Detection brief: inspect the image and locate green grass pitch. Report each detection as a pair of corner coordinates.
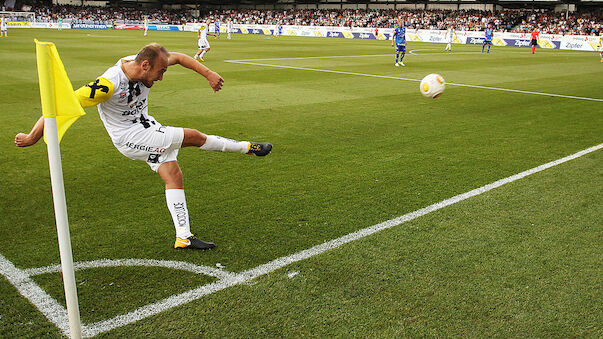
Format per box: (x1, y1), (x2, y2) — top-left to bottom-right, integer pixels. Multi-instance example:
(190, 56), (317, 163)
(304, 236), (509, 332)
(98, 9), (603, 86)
(0, 29), (601, 337)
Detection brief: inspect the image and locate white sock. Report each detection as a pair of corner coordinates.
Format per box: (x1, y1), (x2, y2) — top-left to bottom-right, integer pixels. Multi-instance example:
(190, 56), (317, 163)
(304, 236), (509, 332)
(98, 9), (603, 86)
(193, 53), (200, 59)
(200, 50), (207, 57)
(200, 135), (249, 153)
(165, 189), (192, 239)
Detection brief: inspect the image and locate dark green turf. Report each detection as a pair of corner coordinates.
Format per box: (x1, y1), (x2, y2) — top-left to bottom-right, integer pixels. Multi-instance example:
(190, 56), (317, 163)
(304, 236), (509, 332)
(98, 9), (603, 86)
(0, 29), (601, 338)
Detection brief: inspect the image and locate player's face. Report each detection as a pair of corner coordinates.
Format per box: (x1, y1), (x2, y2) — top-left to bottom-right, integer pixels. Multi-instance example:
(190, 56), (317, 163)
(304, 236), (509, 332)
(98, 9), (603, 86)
(142, 55), (168, 87)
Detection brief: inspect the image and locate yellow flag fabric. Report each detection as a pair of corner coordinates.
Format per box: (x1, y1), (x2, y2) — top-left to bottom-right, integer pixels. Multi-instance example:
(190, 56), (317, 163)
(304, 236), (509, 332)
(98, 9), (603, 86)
(35, 39), (86, 143)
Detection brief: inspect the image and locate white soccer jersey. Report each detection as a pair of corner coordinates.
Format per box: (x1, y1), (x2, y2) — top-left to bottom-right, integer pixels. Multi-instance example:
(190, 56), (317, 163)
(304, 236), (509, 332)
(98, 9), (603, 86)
(198, 24), (208, 40)
(446, 29), (454, 42)
(227, 21), (232, 32)
(96, 56), (160, 144)
(1, 18), (7, 30)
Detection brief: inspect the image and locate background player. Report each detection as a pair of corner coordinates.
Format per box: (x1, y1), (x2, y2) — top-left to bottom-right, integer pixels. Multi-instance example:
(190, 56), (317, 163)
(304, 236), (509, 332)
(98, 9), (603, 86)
(599, 34), (603, 62)
(227, 19), (233, 39)
(391, 19), (406, 67)
(273, 23), (282, 38)
(214, 20), (220, 38)
(15, 43), (272, 250)
(445, 26), (455, 51)
(194, 20), (215, 62)
(530, 29), (539, 54)
(143, 16), (149, 37)
(482, 23), (494, 53)
(0, 17), (7, 37)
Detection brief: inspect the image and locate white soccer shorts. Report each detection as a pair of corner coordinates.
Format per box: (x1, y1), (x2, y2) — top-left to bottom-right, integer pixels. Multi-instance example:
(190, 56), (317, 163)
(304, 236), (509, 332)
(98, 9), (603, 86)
(198, 38), (210, 49)
(114, 126), (184, 172)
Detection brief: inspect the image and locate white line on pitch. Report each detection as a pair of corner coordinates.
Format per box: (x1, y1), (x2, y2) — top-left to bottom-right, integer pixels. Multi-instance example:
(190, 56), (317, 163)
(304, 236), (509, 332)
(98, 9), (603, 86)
(225, 60), (603, 102)
(0, 253), (71, 337)
(227, 54), (391, 62)
(83, 143), (602, 338)
(24, 258), (236, 280)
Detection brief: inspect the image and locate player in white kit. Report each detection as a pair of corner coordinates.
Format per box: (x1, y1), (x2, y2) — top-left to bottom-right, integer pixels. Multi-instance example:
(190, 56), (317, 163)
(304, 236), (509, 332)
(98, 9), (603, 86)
(143, 17), (149, 37)
(15, 43), (272, 250)
(227, 19), (233, 40)
(193, 20), (215, 62)
(1, 17), (7, 37)
(445, 26), (455, 51)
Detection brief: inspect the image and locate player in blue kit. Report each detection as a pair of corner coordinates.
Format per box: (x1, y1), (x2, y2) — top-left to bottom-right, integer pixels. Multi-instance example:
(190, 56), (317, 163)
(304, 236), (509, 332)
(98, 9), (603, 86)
(482, 23), (494, 53)
(214, 20), (220, 38)
(391, 19), (406, 67)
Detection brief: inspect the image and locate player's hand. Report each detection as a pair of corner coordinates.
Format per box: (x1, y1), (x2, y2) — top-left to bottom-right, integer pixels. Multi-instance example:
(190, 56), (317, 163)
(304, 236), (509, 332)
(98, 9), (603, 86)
(15, 133), (35, 147)
(207, 71), (224, 92)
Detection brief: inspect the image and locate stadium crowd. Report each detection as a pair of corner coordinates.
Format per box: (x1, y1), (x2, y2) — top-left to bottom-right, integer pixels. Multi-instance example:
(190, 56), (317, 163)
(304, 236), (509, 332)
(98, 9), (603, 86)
(513, 11), (601, 35)
(27, 2), (194, 24)
(13, 1), (603, 35)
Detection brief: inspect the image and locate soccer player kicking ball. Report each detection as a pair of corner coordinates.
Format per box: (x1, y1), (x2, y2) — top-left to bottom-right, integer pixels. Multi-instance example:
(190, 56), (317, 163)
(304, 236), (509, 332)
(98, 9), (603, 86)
(530, 29), (539, 54)
(482, 23), (494, 53)
(392, 19), (406, 67)
(15, 43), (273, 250)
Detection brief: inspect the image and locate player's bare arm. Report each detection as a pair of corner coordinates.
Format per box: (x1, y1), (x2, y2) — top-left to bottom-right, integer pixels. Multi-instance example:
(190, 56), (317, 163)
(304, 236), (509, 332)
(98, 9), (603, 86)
(15, 116), (44, 147)
(168, 52), (224, 92)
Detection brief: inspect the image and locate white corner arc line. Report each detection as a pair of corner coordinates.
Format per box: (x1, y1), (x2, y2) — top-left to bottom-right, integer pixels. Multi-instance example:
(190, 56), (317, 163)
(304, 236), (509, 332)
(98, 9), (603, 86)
(224, 60), (603, 102)
(82, 143), (602, 337)
(24, 259), (235, 280)
(0, 253), (71, 337)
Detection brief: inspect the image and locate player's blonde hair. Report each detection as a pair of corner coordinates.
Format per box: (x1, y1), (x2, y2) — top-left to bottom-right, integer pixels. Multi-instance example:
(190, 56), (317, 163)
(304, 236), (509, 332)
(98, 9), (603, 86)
(136, 43), (169, 69)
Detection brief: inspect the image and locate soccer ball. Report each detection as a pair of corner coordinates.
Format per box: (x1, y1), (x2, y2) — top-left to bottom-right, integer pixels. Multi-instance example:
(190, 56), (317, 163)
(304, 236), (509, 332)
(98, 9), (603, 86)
(419, 74), (445, 98)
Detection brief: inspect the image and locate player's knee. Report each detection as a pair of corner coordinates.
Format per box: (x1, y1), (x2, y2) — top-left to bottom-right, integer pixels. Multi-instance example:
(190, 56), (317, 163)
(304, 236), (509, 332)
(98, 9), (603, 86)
(183, 128), (207, 147)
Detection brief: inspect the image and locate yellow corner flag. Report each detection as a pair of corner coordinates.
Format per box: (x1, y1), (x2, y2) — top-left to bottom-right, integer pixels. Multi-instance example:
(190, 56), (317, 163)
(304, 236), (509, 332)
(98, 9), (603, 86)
(35, 39), (85, 143)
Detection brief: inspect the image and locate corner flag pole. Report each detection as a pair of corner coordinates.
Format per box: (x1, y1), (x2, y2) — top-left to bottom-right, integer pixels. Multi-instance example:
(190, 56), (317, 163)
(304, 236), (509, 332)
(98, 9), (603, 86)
(36, 40), (82, 339)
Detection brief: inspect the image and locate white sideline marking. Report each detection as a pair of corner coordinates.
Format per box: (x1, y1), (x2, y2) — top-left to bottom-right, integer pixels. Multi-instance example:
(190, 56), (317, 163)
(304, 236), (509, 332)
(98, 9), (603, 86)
(227, 54), (391, 62)
(225, 60), (603, 102)
(24, 259), (235, 280)
(82, 143), (602, 337)
(0, 253), (71, 336)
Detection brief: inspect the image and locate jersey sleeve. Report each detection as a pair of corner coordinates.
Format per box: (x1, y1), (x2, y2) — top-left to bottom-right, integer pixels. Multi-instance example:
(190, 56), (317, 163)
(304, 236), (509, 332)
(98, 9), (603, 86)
(74, 77), (114, 108)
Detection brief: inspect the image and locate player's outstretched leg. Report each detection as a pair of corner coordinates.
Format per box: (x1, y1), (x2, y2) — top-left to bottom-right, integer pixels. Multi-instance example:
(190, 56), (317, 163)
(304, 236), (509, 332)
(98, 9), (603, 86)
(184, 130), (273, 156)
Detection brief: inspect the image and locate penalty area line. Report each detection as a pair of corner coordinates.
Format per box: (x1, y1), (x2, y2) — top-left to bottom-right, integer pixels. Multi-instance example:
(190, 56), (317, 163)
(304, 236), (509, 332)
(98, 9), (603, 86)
(224, 59), (603, 102)
(83, 143), (602, 337)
